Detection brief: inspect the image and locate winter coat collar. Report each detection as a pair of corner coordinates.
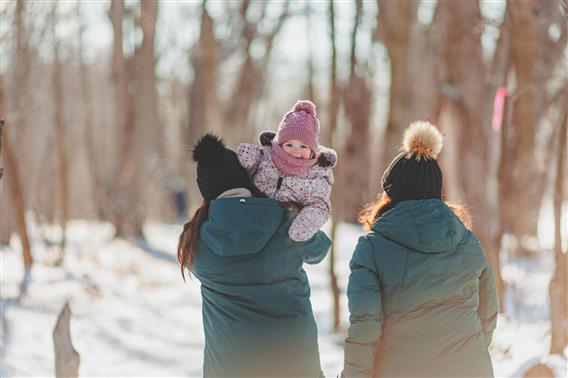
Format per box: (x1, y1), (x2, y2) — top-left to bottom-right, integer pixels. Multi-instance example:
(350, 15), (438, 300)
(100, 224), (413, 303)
(372, 199), (468, 253)
(217, 188), (252, 199)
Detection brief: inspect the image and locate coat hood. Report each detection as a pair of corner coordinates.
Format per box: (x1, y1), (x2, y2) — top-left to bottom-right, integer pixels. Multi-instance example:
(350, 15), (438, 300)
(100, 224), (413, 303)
(200, 197), (285, 257)
(372, 199), (467, 253)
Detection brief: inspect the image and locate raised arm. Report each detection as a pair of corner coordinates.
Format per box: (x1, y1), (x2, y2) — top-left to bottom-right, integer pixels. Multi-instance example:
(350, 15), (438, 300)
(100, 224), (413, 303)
(288, 173), (332, 242)
(236, 143), (263, 176)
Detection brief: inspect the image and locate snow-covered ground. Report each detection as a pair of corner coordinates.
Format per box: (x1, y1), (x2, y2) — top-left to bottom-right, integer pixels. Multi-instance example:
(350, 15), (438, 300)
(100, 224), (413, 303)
(0, 219), (566, 377)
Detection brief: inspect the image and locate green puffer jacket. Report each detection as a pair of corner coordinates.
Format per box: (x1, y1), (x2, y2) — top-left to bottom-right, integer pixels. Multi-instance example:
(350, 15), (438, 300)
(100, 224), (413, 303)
(342, 199), (498, 378)
(191, 197), (330, 377)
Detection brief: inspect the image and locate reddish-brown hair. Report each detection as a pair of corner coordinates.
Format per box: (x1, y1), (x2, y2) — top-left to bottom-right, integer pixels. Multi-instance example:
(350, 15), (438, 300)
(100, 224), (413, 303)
(358, 192), (472, 232)
(177, 201), (209, 280)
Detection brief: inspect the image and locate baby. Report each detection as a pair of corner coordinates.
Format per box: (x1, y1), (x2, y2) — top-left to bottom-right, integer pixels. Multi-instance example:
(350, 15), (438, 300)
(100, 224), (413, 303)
(237, 100), (336, 241)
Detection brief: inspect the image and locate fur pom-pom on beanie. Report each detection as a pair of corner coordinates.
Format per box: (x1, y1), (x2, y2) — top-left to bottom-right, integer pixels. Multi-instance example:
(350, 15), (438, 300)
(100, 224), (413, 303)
(382, 121), (444, 204)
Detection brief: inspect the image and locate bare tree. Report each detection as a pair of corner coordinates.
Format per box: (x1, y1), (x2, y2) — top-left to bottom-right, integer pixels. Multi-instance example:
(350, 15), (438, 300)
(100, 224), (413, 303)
(185, 0), (290, 210)
(506, 0), (567, 249)
(108, 0), (137, 238)
(342, 0), (373, 221)
(51, 2), (69, 264)
(378, 0), (419, 172)
(186, 0), (221, 211)
(223, 1), (290, 146)
(77, 3), (104, 220)
(431, 0), (505, 306)
(2, 0), (33, 286)
(549, 106), (567, 354)
(130, 0), (161, 237)
(326, 0), (341, 333)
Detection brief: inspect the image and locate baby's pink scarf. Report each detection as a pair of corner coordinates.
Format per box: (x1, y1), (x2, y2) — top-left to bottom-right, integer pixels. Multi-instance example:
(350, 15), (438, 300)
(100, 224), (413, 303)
(271, 142), (318, 176)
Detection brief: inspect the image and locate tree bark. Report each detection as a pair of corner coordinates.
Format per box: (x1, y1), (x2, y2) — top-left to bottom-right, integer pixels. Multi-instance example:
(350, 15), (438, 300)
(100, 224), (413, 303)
(343, 0), (372, 221)
(549, 109), (567, 354)
(78, 3), (104, 220)
(507, 1), (541, 245)
(2, 128), (33, 269)
(53, 302), (80, 378)
(51, 3), (68, 263)
(2, 0), (33, 269)
(326, 0), (341, 333)
(129, 0), (160, 237)
(431, 0), (505, 307)
(109, 0), (136, 237)
(378, 0), (419, 173)
(187, 1), (220, 211)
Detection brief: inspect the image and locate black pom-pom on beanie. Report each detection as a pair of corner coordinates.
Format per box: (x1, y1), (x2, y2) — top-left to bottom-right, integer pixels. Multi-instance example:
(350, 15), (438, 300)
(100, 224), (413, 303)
(192, 134), (254, 202)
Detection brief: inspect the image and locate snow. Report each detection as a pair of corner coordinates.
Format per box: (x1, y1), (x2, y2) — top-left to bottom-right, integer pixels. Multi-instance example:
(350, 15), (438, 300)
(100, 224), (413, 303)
(1, 219), (566, 377)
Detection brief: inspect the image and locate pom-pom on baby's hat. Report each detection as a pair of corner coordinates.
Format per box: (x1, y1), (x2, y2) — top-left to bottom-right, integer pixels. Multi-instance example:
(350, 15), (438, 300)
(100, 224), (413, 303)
(273, 100), (321, 153)
(192, 134), (253, 202)
(382, 121), (444, 204)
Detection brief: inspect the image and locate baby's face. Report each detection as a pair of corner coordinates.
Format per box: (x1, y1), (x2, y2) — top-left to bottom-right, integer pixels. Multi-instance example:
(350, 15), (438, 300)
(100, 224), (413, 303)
(282, 139), (312, 159)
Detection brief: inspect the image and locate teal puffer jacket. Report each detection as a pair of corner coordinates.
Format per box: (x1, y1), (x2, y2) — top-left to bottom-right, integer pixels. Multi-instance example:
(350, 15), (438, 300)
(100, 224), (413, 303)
(342, 199), (498, 377)
(191, 197), (330, 377)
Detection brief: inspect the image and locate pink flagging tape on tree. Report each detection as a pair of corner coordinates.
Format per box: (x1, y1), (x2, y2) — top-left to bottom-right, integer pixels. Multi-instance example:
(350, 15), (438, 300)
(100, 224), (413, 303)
(492, 87), (510, 131)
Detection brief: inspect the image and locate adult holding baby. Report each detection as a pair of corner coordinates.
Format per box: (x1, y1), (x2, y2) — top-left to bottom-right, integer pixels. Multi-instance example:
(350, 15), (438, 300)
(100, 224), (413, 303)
(178, 134), (329, 377)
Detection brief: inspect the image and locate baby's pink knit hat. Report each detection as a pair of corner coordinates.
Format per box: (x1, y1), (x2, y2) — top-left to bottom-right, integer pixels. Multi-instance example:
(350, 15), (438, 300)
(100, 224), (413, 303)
(274, 100), (320, 153)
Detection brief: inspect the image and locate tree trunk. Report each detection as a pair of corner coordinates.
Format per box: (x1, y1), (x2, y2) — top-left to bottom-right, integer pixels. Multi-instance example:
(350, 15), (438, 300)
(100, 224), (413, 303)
(2, 0), (33, 270)
(78, 3), (104, 220)
(431, 1), (505, 307)
(343, 0), (372, 221)
(378, 0), (418, 173)
(507, 1), (542, 247)
(51, 3), (68, 264)
(326, 0), (341, 333)
(3, 128), (33, 269)
(109, 0), (136, 237)
(53, 302), (80, 378)
(129, 0), (160, 237)
(549, 111), (567, 354)
(187, 1), (220, 211)
(0, 119), (3, 180)
(224, 1), (289, 146)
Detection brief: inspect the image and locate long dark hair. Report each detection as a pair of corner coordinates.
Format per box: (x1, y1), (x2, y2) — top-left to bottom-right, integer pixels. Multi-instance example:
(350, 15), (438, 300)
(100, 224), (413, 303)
(177, 201), (209, 281)
(358, 192), (472, 232)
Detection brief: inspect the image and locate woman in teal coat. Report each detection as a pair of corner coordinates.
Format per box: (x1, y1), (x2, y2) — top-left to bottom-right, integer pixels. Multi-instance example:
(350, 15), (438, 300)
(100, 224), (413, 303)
(342, 122), (498, 378)
(178, 134), (329, 377)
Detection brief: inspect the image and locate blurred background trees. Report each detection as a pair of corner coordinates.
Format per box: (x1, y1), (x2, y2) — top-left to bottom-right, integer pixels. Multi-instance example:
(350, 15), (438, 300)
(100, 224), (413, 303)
(0, 0), (566, 350)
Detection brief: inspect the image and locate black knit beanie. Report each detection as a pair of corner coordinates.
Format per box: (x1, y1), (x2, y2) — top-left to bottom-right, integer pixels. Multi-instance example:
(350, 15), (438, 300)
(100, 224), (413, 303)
(382, 121), (444, 204)
(192, 134), (254, 202)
